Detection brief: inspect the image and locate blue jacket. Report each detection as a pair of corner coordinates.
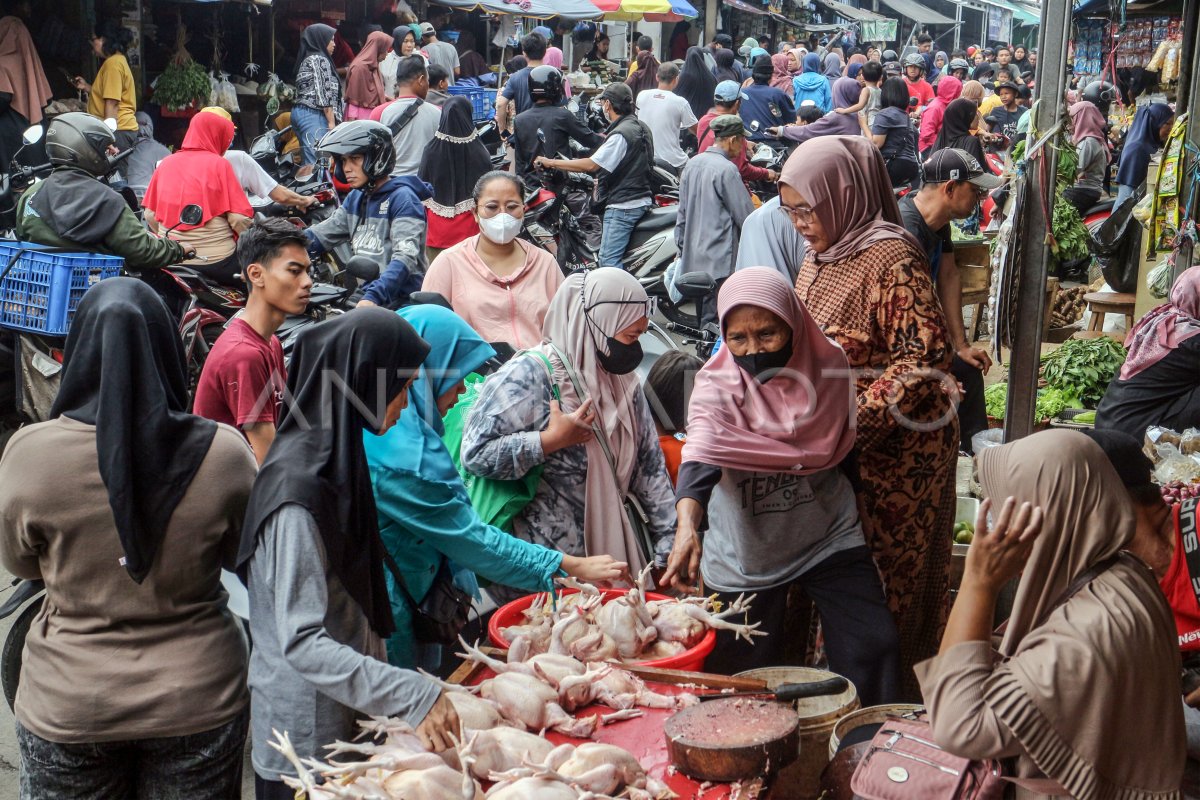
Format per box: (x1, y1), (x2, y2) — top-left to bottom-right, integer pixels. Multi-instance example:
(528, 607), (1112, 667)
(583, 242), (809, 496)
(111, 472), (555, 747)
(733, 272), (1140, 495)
(306, 176), (433, 307)
(792, 73), (832, 115)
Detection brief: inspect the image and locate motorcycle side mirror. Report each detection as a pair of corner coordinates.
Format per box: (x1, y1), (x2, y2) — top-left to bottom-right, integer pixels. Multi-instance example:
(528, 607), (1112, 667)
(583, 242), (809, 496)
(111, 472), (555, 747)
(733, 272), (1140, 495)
(748, 120), (761, 132)
(346, 255), (381, 282)
(179, 204), (204, 227)
(21, 125), (42, 146)
(567, 99), (579, 114)
(103, 117), (118, 131)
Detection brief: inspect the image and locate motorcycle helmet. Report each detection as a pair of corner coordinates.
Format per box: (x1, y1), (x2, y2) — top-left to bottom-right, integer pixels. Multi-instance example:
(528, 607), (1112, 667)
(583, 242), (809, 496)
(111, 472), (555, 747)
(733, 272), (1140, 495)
(1082, 80), (1117, 116)
(529, 65), (564, 105)
(45, 112), (116, 178)
(903, 52), (926, 72)
(881, 49), (898, 63)
(948, 58), (971, 75)
(316, 120), (397, 185)
(883, 61), (902, 77)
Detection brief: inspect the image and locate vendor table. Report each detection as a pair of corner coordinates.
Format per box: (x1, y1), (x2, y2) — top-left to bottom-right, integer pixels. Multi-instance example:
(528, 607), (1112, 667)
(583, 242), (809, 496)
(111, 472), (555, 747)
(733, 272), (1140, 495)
(447, 654), (781, 799)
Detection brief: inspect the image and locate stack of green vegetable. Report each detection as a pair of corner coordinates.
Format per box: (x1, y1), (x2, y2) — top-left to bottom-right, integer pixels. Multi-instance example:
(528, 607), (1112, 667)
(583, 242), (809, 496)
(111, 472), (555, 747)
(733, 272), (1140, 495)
(983, 382), (1078, 422)
(983, 337), (1127, 423)
(1012, 133), (1089, 266)
(153, 24), (210, 113)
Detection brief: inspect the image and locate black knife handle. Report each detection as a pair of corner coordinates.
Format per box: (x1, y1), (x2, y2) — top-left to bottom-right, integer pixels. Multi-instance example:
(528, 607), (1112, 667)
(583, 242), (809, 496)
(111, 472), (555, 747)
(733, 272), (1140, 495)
(772, 677), (849, 702)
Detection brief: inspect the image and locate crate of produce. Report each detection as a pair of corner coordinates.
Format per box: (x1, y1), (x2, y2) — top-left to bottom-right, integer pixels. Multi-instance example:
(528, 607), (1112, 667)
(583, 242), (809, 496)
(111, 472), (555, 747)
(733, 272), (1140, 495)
(0, 242), (123, 335)
(446, 84), (494, 122)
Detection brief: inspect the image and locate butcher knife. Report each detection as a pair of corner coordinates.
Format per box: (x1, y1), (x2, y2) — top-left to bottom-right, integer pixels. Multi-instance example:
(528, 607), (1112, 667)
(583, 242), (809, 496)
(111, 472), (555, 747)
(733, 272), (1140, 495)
(697, 676), (849, 702)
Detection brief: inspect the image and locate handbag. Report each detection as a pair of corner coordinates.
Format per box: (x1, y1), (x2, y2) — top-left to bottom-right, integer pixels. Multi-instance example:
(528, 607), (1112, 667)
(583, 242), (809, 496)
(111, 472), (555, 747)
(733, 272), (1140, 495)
(548, 344), (656, 566)
(440, 352), (560, 533)
(383, 551), (473, 647)
(850, 555), (1123, 799)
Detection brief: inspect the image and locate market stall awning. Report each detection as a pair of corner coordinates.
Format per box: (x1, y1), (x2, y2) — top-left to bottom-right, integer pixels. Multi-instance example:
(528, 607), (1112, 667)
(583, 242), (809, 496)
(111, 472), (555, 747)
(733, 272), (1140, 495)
(595, 0), (698, 19)
(723, 0), (770, 14)
(432, 0), (603, 19)
(875, 0), (953, 23)
(813, 0), (887, 22)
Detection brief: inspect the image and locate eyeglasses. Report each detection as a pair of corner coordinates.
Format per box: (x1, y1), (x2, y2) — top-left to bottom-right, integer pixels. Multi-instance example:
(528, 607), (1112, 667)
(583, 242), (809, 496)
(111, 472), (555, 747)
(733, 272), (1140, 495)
(778, 202), (817, 225)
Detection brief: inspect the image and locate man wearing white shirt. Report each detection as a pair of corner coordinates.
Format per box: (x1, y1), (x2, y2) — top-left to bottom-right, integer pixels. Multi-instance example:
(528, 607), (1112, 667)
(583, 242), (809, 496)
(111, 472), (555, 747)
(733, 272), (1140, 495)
(635, 63), (697, 175)
(224, 149), (317, 210)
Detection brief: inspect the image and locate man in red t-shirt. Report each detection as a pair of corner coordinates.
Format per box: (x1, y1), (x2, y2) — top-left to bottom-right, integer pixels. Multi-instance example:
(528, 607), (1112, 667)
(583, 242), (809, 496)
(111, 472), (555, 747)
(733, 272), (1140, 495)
(902, 54), (934, 111)
(193, 218), (313, 464)
(1089, 430), (1200, 758)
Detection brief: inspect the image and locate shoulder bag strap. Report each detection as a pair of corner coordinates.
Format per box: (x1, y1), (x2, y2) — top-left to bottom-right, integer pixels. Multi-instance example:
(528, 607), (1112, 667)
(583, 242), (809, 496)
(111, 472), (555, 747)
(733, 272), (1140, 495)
(546, 343), (629, 500)
(1176, 498), (1200, 608)
(387, 97), (425, 138)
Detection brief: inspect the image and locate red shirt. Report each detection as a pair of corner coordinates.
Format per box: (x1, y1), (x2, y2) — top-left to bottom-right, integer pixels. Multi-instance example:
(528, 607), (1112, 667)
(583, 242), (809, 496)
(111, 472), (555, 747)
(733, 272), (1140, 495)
(696, 111), (771, 188)
(193, 318), (287, 432)
(906, 78), (935, 109)
(1161, 502), (1200, 652)
(658, 433), (685, 487)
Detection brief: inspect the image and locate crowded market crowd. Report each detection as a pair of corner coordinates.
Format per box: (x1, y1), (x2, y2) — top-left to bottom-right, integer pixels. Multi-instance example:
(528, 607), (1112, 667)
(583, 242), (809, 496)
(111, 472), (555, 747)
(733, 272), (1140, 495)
(0, 5), (1197, 798)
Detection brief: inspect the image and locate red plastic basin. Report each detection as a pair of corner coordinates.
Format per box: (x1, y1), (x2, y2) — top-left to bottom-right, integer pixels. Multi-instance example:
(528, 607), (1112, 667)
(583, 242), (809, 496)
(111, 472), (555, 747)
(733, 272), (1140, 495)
(487, 587), (717, 672)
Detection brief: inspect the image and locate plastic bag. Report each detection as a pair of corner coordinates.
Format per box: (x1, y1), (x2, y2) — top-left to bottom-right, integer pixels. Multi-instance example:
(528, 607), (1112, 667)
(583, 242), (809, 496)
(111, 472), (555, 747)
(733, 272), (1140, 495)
(1145, 425), (1183, 461)
(215, 72), (240, 113)
(1133, 192), (1154, 223)
(1153, 444), (1200, 484)
(1148, 256), (1173, 298)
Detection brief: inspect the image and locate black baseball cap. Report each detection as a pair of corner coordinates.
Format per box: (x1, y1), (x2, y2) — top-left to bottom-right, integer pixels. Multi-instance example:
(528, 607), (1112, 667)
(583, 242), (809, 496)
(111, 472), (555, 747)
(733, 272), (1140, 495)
(922, 148), (1006, 189)
(599, 82), (633, 105)
(714, 33), (733, 48)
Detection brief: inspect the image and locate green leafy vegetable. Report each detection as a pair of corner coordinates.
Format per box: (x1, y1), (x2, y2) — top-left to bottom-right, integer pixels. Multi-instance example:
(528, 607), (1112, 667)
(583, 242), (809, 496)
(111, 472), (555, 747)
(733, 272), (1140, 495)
(982, 382), (1082, 421)
(985, 382), (1008, 419)
(1040, 337), (1127, 407)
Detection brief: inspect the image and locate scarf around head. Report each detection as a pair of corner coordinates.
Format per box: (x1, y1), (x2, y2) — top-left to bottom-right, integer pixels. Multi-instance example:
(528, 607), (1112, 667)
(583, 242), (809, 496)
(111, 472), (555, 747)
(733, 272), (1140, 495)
(296, 23), (337, 79)
(933, 98), (986, 164)
(142, 111), (251, 231)
(822, 51), (844, 80)
(626, 50), (660, 94)
(973, 430), (1184, 797)
(238, 309), (431, 638)
(1120, 265), (1200, 380)
(779, 135), (919, 264)
(1069, 100), (1110, 152)
(392, 25), (415, 56)
(0, 16), (52, 125)
(960, 79), (985, 105)
(920, 76), (963, 149)
(770, 53), (794, 97)
(50, 278), (217, 584)
(683, 268), (855, 475)
(713, 48), (741, 83)
(346, 30), (393, 108)
(418, 96), (493, 214)
(676, 46), (719, 119)
(1116, 102), (1173, 188)
(536, 269), (650, 574)
(364, 305), (494, 484)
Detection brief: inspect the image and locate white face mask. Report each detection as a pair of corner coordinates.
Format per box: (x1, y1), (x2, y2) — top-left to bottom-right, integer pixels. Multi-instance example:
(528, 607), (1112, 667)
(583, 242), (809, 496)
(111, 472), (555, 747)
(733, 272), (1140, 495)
(478, 212), (522, 245)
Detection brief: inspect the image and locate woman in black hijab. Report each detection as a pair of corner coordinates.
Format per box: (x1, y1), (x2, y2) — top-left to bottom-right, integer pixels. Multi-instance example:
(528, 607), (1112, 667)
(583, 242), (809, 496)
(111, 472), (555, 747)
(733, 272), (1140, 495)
(292, 23), (342, 172)
(675, 45), (719, 119)
(0, 278), (256, 795)
(238, 309), (459, 800)
(419, 96), (495, 254)
(931, 97), (987, 164)
(713, 48), (742, 84)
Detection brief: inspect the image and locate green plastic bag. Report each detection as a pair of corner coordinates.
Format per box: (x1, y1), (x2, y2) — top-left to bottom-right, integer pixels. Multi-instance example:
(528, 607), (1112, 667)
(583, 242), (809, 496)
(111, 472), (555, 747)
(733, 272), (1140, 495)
(441, 368), (545, 534)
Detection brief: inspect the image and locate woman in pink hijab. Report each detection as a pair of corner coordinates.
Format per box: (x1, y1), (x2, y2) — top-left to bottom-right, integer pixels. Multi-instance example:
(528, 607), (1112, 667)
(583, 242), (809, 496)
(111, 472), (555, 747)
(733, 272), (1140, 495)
(661, 267), (901, 699)
(1095, 266), (1200, 437)
(1062, 100), (1110, 214)
(769, 53), (794, 98)
(781, 136), (956, 697)
(544, 46), (572, 98)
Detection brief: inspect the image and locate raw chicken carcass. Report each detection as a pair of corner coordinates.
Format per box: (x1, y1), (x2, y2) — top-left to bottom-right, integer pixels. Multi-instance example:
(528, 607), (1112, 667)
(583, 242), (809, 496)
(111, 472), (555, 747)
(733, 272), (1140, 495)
(484, 776), (586, 800)
(479, 671), (599, 738)
(443, 689), (514, 732)
(594, 588), (657, 659)
(380, 762), (483, 800)
(648, 593), (766, 647)
(551, 742), (677, 800)
(447, 728), (557, 779)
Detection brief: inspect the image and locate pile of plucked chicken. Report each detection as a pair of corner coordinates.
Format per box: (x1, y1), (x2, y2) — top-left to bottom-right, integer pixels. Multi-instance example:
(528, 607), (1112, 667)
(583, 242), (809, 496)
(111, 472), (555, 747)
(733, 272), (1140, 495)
(270, 569), (764, 799)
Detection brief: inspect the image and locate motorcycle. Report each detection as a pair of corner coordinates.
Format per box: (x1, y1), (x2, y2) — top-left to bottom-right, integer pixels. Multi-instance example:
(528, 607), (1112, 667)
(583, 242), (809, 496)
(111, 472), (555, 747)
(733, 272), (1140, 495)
(665, 271), (720, 358)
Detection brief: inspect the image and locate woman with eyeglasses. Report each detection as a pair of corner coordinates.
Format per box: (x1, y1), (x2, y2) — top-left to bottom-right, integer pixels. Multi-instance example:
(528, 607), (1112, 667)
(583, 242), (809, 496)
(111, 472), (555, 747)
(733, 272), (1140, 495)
(780, 136), (957, 699)
(460, 268), (678, 606)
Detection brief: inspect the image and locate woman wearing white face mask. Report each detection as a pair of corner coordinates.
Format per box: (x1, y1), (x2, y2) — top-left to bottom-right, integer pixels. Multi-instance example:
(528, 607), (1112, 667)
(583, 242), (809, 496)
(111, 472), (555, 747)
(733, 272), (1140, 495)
(422, 171), (564, 350)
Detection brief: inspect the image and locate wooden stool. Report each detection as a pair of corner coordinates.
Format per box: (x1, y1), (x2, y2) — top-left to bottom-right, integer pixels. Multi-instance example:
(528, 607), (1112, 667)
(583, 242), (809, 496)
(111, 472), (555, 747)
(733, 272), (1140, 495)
(1083, 291), (1136, 333)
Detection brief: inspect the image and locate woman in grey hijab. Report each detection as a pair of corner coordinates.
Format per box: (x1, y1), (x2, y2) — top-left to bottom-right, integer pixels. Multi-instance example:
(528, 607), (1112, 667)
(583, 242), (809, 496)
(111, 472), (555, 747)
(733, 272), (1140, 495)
(123, 112), (171, 202)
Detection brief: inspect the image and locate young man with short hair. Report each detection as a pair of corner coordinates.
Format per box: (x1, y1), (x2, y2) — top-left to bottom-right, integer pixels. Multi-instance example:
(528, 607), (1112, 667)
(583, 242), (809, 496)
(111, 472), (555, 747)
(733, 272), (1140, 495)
(495, 33), (550, 133)
(426, 65), (452, 107)
(635, 61), (697, 174)
(419, 21), (459, 85)
(193, 218), (313, 463)
(916, 33), (934, 54)
(372, 55), (442, 176)
(898, 148), (1004, 452)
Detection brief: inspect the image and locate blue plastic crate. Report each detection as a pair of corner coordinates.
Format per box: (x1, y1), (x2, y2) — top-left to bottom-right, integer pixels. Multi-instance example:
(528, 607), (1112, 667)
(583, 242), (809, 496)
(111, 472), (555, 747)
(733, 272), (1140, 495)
(0, 242), (123, 335)
(446, 85), (494, 122)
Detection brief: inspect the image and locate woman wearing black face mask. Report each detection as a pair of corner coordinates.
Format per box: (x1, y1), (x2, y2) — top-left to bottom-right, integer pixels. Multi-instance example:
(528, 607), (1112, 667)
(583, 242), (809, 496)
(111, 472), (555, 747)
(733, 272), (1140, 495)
(660, 268), (901, 696)
(461, 268), (679, 603)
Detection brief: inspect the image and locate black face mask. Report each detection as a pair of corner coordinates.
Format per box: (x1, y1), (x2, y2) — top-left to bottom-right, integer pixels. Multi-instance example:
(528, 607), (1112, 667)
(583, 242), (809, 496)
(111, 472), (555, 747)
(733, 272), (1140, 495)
(733, 338), (793, 383)
(597, 337), (643, 375)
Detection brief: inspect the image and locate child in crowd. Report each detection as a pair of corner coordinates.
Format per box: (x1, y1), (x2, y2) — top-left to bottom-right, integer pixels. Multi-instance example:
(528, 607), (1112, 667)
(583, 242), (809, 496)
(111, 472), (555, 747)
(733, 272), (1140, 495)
(834, 61), (883, 127)
(643, 351), (705, 485)
(795, 103), (824, 126)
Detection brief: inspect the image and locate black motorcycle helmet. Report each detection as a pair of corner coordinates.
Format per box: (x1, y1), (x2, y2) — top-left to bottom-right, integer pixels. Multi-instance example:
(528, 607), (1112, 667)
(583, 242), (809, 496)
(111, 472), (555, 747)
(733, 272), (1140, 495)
(529, 65), (564, 105)
(881, 49), (898, 63)
(316, 120), (397, 185)
(1082, 80), (1117, 116)
(45, 112), (117, 178)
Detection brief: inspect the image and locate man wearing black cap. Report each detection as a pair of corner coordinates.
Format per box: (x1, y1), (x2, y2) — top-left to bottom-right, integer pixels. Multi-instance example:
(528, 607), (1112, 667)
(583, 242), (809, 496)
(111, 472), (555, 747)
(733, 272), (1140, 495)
(536, 82), (654, 270)
(1087, 428), (1200, 759)
(675, 114), (755, 326)
(899, 148), (1004, 452)
(740, 57), (791, 141)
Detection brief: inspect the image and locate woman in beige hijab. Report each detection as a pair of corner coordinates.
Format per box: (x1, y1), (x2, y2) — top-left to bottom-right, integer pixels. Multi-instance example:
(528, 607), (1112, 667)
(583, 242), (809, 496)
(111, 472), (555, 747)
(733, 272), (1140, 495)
(917, 429), (1185, 799)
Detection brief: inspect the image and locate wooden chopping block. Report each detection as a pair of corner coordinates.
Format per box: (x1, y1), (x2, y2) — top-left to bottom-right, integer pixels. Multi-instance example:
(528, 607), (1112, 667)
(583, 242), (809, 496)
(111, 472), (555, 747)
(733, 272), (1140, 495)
(664, 697), (800, 783)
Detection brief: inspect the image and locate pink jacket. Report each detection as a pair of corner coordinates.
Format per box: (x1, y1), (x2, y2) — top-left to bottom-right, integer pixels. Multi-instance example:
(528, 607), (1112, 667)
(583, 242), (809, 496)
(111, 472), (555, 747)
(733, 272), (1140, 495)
(422, 235), (564, 350)
(919, 76), (963, 153)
